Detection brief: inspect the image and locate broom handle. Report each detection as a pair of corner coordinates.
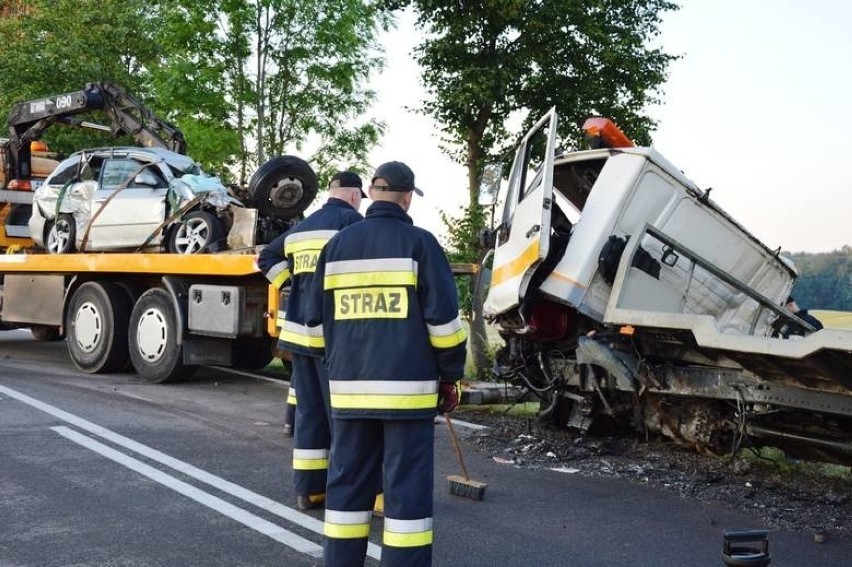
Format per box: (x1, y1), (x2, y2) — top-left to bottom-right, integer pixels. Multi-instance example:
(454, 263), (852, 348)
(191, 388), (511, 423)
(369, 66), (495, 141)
(444, 414), (470, 481)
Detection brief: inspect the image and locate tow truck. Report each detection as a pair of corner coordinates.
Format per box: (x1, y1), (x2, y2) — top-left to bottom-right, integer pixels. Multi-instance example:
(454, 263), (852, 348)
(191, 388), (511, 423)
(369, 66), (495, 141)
(479, 109), (852, 464)
(0, 83), (310, 380)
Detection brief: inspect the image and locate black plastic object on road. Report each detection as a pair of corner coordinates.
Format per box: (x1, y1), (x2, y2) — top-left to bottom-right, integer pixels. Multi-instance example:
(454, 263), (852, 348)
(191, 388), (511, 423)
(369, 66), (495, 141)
(721, 529), (770, 566)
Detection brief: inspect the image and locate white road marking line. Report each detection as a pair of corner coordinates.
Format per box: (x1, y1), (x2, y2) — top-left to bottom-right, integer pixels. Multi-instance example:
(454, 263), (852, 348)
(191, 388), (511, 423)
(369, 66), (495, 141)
(210, 366), (290, 388)
(435, 414), (489, 431)
(0, 384), (382, 560)
(51, 425), (323, 557)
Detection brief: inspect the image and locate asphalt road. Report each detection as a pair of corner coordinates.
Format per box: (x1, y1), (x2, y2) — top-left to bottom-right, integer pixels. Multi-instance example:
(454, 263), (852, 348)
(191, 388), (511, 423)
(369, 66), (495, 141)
(1, 329), (849, 566)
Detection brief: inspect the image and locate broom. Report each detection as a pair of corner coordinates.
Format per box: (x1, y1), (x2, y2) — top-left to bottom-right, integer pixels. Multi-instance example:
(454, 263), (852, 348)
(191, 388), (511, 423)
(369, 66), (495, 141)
(444, 413), (488, 500)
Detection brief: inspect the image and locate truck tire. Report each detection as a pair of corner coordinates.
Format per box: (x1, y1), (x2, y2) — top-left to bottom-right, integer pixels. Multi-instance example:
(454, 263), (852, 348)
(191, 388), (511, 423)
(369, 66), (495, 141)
(232, 336), (276, 370)
(166, 210), (226, 254)
(65, 282), (131, 373)
(128, 288), (197, 383)
(45, 213), (77, 254)
(248, 155), (318, 220)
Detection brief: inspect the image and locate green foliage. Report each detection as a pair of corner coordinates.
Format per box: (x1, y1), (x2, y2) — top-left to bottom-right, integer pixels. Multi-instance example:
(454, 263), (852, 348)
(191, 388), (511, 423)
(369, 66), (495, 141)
(0, 0), (389, 182)
(439, 202), (486, 317)
(404, 0), (679, 206)
(787, 245), (852, 310)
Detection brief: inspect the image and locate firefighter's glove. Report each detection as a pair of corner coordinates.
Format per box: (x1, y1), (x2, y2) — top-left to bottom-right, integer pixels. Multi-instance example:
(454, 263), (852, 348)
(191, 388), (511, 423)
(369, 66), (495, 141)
(437, 381), (460, 414)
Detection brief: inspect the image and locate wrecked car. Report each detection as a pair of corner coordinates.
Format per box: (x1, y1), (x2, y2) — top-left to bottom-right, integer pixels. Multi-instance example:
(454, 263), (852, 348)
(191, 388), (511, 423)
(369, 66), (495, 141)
(479, 109), (852, 464)
(29, 146), (241, 254)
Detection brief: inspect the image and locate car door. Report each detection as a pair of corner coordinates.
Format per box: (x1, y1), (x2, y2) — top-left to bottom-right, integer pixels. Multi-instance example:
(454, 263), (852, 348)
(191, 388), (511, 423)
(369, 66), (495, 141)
(483, 108), (558, 318)
(87, 158), (168, 250)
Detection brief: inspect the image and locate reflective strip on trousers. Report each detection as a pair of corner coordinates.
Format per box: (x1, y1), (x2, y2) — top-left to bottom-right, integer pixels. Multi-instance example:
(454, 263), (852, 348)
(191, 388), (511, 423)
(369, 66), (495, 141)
(383, 517), (434, 548)
(293, 448), (329, 471)
(324, 257), (418, 290)
(279, 320), (325, 349)
(329, 380), (438, 410)
(427, 317), (467, 349)
(287, 386), (297, 405)
(324, 509), (372, 539)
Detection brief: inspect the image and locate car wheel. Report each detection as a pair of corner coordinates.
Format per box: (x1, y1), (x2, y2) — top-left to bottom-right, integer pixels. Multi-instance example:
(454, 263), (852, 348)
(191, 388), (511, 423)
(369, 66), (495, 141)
(248, 155), (318, 220)
(45, 213), (76, 254)
(166, 210), (226, 254)
(65, 282), (132, 374)
(128, 288), (197, 383)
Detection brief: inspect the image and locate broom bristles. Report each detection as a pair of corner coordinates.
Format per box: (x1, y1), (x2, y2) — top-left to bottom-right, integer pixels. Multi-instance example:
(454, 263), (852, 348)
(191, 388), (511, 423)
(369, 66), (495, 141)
(448, 474), (487, 501)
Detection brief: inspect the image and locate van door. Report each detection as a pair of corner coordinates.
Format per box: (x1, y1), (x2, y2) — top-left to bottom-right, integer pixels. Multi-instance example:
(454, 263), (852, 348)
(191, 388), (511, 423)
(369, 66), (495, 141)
(483, 109), (558, 318)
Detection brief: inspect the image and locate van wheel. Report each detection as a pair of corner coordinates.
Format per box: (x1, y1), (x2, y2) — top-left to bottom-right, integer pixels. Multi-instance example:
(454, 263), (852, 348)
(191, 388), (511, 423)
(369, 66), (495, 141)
(45, 213), (77, 254)
(128, 288), (197, 383)
(66, 282), (131, 373)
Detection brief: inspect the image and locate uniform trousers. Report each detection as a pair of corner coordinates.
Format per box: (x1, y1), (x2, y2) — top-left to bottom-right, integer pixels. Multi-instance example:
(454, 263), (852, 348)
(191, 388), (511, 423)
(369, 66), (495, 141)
(324, 417), (434, 567)
(291, 354), (332, 497)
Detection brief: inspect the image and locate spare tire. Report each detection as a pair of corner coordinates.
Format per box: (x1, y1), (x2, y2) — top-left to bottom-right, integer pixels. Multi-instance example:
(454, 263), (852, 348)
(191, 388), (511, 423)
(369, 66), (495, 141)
(248, 155), (318, 220)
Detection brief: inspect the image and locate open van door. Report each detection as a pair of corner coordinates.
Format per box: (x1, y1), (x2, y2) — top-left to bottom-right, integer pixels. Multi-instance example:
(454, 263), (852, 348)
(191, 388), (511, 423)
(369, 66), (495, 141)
(483, 108), (558, 318)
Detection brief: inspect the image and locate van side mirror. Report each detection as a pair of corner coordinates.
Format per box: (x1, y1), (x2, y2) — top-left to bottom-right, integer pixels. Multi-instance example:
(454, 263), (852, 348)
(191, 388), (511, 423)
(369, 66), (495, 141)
(478, 162), (502, 207)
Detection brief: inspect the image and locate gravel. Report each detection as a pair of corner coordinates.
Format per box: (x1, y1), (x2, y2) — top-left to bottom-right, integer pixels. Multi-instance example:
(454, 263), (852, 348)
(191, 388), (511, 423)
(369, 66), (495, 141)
(453, 407), (851, 540)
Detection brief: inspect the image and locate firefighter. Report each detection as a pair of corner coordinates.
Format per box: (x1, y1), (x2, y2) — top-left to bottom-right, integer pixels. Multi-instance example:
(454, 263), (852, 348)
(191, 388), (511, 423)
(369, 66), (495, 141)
(258, 170), (365, 510)
(306, 161), (466, 566)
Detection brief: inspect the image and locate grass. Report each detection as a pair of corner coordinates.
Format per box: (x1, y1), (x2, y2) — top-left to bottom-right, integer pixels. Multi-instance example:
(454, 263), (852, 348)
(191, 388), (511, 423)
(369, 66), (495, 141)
(461, 402), (541, 417)
(739, 446), (852, 481)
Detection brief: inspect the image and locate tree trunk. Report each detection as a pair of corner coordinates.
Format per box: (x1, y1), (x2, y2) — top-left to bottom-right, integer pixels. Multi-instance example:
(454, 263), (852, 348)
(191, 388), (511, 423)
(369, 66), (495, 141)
(465, 120), (492, 378)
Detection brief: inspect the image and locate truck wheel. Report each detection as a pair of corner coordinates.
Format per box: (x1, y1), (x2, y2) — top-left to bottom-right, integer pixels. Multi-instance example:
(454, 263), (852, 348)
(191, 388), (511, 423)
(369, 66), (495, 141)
(45, 213), (77, 254)
(31, 325), (64, 342)
(128, 288), (197, 383)
(248, 156), (318, 220)
(166, 211), (226, 254)
(65, 282), (131, 373)
(232, 337), (275, 369)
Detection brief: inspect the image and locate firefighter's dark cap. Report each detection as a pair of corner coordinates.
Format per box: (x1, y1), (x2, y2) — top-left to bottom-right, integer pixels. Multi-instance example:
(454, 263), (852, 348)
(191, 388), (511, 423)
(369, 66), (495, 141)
(372, 161), (423, 196)
(330, 171), (366, 197)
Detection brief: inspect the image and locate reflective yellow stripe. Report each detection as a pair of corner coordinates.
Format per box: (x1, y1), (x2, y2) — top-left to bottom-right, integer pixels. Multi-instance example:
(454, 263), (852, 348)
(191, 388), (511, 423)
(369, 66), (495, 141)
(383, 517), (434, 548)
(284, 238), (331, 256)
(287, 387), (297, 405)
(329, 380), (438, 410)
(265, 260), (291, 288)
(293, 449), (329, 471)
(272, 270), (291, 289)
(330, 393), (438, 410)
(427, 317), (467, 349)
(491, 238), (540, 287)
(324, 523), (371, 539)
(293, 458), (329, 470)
(325, 270), (416, 290)
(279, 321), (325, 349)
(324, 509), (372, 539)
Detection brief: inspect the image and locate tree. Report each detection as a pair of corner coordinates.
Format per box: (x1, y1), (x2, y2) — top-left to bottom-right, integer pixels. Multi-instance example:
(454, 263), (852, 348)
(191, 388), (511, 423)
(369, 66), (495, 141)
(0, 0), (390, 183)
(395, 0), (679, 374)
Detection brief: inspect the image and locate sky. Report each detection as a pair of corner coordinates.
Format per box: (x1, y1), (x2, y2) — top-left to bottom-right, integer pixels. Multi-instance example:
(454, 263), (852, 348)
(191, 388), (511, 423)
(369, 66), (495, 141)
(365, 1), (852, 253)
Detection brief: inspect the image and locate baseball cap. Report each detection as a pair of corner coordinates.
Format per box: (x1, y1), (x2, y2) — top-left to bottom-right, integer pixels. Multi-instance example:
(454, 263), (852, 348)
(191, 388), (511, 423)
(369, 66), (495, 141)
(330, 171), (366, 197)
(371, 161), (423, 196)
